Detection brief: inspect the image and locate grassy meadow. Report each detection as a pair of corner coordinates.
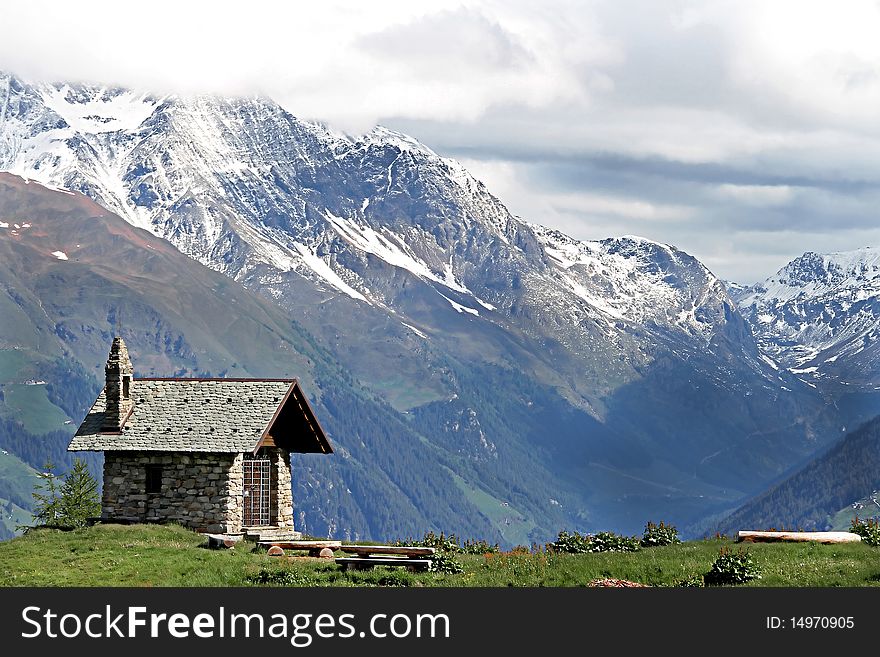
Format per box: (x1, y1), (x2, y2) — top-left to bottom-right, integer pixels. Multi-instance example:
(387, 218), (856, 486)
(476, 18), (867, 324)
(0, 523), (878, 587)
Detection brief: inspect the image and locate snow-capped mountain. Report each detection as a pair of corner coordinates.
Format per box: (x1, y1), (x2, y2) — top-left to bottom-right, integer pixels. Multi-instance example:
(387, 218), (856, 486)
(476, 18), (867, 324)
(0, 73), (758, 394)
(0, 72), (837, 538)
(737, 248), (880, 387)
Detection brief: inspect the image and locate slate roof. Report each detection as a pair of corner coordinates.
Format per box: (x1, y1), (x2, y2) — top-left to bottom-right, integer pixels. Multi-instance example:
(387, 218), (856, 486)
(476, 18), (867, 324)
(68, 378), (329, 453)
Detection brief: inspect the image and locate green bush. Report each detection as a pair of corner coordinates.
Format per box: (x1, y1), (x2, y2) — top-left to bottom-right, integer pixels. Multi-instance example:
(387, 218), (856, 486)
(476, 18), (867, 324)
(417, 531), (462, 553)
(550, 530), (641, 554)
(589, 531), (641, 553)
(396, 531), (499, 555)
(850, 517), (880, 547)
(427, 551), (464, 574)
(704, 548), (761, 585)
(675, 574), (705, 587)
(640, 521), (681, 547)
(461, 538), (500, 555)
(550, 530), (593, 553)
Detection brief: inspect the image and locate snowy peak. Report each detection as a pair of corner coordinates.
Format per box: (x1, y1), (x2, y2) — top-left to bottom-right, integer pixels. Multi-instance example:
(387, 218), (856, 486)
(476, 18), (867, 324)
(1, 71), (760, 388)
(531, 225), (732, 338)
(741, 247), (880, 307)
(360, 125), (440, 157)
(738, 246), (880, 382)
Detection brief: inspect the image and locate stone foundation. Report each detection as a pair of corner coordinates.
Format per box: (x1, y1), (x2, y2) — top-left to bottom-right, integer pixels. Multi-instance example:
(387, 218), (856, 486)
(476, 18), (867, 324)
(102, 449), (293, 533)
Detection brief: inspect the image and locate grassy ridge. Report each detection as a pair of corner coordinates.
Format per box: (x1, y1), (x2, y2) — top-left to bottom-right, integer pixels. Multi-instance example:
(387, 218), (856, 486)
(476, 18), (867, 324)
(0, 524), (877, 587)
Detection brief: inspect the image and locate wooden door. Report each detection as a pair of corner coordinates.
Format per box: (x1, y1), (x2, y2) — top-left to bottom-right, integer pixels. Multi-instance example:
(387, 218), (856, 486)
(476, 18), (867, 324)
(243, 455), (271, 526)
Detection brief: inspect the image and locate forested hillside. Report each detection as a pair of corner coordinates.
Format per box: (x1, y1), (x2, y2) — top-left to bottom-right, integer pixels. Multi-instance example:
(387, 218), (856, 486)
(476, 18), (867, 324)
(718, 416), (880, 533)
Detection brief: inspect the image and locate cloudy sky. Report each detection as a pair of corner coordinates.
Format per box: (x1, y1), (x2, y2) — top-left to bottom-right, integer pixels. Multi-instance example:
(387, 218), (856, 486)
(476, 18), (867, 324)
(4, 0), (880, 282)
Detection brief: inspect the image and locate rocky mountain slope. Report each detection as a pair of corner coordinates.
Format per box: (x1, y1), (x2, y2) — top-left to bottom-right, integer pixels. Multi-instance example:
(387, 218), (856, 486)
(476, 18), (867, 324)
(735, 248), (880, 424)
(0, 173), (537, 543)
(0, 73), (847, 539)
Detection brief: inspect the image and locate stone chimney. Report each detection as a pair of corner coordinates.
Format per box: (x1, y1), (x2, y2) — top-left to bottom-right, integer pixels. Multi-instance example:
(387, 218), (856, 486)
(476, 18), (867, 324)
(103, 337), (134, 431)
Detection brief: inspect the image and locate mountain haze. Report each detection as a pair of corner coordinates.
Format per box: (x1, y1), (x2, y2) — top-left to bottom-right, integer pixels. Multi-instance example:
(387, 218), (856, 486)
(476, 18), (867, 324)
(717, 415), (880, 534)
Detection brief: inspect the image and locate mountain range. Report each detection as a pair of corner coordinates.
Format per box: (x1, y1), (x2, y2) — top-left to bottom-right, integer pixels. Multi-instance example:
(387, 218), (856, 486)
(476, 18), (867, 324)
(1, 71), (878, 542)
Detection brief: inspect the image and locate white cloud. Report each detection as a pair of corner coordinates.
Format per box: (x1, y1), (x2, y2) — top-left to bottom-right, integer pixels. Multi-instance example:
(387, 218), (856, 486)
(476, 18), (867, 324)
(2, 1), (880, 281)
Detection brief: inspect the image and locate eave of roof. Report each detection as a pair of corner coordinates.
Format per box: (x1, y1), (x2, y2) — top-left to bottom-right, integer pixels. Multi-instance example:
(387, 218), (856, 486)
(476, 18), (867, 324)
(67, 378), (332, 454)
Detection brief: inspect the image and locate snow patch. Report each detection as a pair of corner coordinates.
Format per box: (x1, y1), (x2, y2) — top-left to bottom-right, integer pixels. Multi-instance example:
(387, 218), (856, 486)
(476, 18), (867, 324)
(401, 322), (428, 339)
(563, 274), (624, 319)
(41, 85), (159, 134)
(325, 211), (476, 298)
(291, 242), (368, 302)
(439, 293), (479, 316)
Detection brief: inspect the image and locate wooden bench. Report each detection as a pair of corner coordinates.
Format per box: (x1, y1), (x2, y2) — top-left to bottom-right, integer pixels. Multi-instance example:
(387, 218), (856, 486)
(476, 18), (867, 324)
(257, 540), (342, 556)
(335, 545), (436, 572)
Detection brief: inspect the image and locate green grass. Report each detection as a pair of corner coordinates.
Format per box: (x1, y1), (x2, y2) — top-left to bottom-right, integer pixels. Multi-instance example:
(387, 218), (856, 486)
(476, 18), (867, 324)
(829, 496), (880, 531)
(443, 467), (535, 547)
(0, 524), (878, 587)
(0, 349), (41, 381)
(0, 384), (72, 434)
(0, 451), (40, 537)
(0, 451), (39, 505)
(0, 499), (32, 540)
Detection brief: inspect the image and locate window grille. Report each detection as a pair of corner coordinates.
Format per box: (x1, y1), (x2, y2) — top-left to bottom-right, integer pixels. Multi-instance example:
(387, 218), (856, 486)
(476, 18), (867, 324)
(243, 455), (271, 526)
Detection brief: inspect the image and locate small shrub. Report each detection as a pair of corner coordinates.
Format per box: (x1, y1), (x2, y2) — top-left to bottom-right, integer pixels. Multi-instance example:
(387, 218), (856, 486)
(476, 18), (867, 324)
(704, 548), (761, 586)
(589, 531), (641, 553)
(550, 530), (640, 554)
(428, 551), (463, 574)
(675, 574), (705, 588)
(850, 517), (880, 547)
(419, 531), (462, 553)
(640, 521), (681, 547)
(461, 538), (500, 555)
(397, 531), (499, 555)
(550, 530), (593, 554)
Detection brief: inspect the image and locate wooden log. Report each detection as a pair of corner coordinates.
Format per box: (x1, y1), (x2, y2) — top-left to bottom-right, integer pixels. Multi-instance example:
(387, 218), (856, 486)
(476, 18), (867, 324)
(266, 546), (285, 557)
(205, 533), (243, 549)
(258, 540), (342, 550)
(737, 531), (862, 544)
(317, 547), (336, 559)
(340, 545), (436, 557)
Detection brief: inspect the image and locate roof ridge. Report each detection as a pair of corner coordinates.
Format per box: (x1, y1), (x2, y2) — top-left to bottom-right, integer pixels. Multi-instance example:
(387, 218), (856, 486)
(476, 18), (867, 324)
(135, 377), (298, 383)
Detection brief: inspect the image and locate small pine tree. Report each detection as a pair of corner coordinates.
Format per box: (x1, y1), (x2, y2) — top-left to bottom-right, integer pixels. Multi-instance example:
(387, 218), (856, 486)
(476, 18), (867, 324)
(57, 459), (101, 528)
(31, 460), (61, 527)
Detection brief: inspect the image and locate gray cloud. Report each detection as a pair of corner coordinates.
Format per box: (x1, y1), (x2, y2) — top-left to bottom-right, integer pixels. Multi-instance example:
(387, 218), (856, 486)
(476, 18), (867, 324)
(2, 0), (880, 282)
